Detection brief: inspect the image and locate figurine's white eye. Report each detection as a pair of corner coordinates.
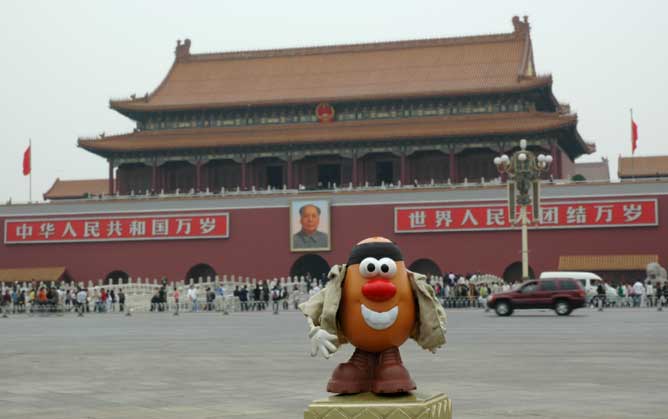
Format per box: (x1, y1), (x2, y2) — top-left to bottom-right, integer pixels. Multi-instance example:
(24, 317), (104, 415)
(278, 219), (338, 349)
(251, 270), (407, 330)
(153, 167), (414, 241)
(359, 257), (380, 278)
(378, 258), (397, 278)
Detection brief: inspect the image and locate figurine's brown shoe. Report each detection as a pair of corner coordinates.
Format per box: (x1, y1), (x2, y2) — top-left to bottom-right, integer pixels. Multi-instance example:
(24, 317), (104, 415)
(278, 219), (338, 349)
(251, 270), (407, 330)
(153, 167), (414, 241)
(327, 348), (377, 394)
(372, 346), (416, 394)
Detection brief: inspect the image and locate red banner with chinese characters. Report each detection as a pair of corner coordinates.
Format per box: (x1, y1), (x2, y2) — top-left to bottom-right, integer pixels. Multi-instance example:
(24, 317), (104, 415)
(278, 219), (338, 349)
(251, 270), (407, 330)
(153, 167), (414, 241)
(4, 212), (229, 244)
(395, 199), (658, 233)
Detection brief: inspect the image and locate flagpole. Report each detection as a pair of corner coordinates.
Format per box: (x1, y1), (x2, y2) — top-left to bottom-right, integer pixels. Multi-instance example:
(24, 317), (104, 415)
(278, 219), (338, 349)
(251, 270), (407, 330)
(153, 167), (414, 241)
(29, 138), (32, 202)
(630, 109), (634, 181)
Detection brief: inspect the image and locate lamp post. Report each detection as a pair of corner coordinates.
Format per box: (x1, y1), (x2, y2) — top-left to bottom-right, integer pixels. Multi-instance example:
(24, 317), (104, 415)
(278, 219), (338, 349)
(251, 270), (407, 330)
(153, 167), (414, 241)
(494, 139), (553, 280)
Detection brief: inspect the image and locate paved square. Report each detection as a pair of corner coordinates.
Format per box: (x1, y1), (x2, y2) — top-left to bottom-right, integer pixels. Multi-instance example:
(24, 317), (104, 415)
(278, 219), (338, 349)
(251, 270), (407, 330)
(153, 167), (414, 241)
(1, 308), (666, 418)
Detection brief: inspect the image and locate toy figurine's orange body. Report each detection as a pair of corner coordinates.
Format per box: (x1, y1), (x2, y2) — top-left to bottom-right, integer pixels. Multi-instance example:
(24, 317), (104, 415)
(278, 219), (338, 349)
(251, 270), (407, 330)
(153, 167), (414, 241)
(340, 258), (415, 353)
(300, 236), (447, 395)
(330, 237), (418, 394)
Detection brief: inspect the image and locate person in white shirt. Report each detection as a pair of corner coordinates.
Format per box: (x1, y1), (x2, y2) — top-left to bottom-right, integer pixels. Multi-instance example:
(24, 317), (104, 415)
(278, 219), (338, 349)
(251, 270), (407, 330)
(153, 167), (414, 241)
(632, 280), (645, 307)
(76, 288), (87, 317)
(187, 285), (199, 312)
(646, 283), (655, 307)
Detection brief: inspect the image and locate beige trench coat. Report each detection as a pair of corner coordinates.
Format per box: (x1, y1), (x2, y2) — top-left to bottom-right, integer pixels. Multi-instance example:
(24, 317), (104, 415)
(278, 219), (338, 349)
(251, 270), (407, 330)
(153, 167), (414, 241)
(299, 264), (447, 352)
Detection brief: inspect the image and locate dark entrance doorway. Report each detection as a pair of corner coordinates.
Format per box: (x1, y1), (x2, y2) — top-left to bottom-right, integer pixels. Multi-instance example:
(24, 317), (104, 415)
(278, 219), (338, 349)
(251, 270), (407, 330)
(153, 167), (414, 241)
(502, 261), (535, 284)
(105, 270), (129, 285)
(318, 164), (341, 188)
(408, 259), (442, 279)
(266, 165), (283, 189)
(185, 263), (217, 283)
(376, 161), (394, 185)
(290, 254), (330, 282)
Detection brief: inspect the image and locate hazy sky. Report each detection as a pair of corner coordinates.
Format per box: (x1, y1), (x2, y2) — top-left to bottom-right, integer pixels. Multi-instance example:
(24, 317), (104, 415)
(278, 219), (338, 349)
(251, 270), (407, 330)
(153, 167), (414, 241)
(1, 0), (665, 203)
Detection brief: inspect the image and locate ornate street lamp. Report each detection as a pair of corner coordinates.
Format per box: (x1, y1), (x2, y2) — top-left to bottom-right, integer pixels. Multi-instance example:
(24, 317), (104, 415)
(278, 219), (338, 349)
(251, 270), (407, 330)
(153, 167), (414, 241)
(494, 139), (553, 280)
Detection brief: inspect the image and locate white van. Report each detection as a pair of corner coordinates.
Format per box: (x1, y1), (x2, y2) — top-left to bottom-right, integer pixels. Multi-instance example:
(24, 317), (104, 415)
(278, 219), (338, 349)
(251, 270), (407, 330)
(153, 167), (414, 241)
(539, 271), (618, 304)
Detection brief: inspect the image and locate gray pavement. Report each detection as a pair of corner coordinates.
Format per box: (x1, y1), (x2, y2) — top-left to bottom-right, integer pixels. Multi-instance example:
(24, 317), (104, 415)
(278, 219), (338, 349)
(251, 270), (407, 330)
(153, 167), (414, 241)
(0, 308), (667, 419)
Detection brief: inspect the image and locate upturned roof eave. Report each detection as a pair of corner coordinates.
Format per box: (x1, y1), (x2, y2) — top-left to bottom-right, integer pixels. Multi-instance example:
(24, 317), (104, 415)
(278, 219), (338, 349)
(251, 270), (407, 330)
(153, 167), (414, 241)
(108, 77), (553, 115)
(78, 112), (579, 159)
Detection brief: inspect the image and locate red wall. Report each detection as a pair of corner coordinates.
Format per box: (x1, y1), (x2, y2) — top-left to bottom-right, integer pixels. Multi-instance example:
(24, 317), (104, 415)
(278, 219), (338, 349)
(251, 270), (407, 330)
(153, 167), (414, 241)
(1, 194), (665, 283)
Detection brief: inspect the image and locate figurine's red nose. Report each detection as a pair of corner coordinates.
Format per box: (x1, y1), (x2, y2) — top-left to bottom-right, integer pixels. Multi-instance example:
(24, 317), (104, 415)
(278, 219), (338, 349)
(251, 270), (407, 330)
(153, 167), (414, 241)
(362, 279), (397, 302)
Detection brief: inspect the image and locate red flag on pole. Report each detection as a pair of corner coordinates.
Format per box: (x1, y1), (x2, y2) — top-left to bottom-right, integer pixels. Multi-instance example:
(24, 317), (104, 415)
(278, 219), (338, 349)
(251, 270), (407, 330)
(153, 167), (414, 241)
(631, 118), (639, 154)
(22, 145), (31, 176)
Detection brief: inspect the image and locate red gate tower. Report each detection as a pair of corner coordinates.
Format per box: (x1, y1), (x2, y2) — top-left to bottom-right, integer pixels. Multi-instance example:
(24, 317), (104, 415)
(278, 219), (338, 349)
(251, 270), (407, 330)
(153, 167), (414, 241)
(1, 17), (664, 287)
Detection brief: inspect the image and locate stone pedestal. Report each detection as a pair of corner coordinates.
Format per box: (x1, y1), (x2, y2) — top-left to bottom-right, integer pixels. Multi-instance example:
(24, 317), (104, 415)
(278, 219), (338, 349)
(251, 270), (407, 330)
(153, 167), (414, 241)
(304, 392), (452, 419)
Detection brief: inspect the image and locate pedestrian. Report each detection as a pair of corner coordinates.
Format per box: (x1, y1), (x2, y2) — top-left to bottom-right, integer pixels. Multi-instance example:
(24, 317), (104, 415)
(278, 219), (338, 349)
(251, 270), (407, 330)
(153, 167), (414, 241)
(150, 291), (160, 311)
(109, 289), (116, 312)
(262, 282), (270, 311)
(11, 287), (19, 313)
(173, 286), (180, 315)
(596, 282), (606, 311)
(253, 284), (261, 311)
(632, 280), (645, 307)
(281, 286), (289, 310)
(657, 281), (668, 311)
(159, 285), (167, 312)
(187, 284), (198, 312)
(76, 287), (87, 317)
(216, 283), (225, 311)
(1, 290), (11, 316)
(18, 289), (26, 313)
(239, 285), (249, 311)
(118, 288), (126, 312)
(656, 282), (664, 311)
(271, 283), (281, 314)
(206, 287), (215, 311)
(478, 283), (489, 310)
(616, 284), (626, 307)
(646, 282), (655, 308)
(64, 288), (72, 311)
(100, 288), (108, 312)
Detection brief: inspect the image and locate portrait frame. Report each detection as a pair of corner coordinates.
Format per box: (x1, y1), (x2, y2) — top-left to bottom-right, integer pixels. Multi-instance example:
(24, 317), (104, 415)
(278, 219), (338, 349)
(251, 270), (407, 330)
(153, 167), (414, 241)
(290, 199), (331, 252)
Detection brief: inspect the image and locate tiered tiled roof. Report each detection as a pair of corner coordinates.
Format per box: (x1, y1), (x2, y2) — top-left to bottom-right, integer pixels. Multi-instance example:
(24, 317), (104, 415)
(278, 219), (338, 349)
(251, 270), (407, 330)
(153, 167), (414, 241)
(573, 158), (610, 181)
(0, 267), (70, 283)
(43, 178), (109, 200)
(79, 112), (583, 155)
(110, 16), (544, 113)
(559, 255), (658, 271)
(618, 156), (668, 178)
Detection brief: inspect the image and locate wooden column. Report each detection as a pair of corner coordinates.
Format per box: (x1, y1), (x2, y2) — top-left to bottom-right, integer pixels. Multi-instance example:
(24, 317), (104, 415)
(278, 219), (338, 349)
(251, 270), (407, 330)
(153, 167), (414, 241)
(400, 153), (407, 185)
(241, 159), (247, 190)
(352, 154), (358, 186)
(195, 161), (202, 191)
(249, 162), (256, 188)
(151, 164), (157, 192)
(449, 150), (457, 183)
(161, 166), (167, 192)
(108, 160), (115, 195)
(293, 160), (300, 188)
(360, 157), (366, 185)
(287, 156), (293, 189)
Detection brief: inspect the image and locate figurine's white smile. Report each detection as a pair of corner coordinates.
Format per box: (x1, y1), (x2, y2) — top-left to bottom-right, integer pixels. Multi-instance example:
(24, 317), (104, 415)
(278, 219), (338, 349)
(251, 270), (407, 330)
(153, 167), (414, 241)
(361, 304), (399, 330)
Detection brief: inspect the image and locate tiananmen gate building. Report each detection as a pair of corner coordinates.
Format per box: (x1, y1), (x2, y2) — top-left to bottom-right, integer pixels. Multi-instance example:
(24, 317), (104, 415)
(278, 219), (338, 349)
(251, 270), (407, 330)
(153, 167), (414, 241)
(0, 16), (664, 286)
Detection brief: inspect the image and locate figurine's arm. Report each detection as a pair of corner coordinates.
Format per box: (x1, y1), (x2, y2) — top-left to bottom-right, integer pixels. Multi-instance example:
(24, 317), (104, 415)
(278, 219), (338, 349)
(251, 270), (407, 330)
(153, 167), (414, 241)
(307, 317), (338, 359)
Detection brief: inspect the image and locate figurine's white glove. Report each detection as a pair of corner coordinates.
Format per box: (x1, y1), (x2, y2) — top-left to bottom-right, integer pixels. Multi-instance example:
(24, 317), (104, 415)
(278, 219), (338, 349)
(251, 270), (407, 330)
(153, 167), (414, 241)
(307, 318), (338, 359)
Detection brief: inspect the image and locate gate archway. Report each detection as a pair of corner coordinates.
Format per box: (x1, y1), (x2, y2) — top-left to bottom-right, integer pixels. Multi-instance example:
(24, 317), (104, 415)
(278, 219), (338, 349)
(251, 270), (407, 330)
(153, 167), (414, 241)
(290, 254), (330, 282)
(105, 270), (129, 285)
(185, 263), (217, 283)
(408, 259), (442, 279)
(502, 261), (535, 284)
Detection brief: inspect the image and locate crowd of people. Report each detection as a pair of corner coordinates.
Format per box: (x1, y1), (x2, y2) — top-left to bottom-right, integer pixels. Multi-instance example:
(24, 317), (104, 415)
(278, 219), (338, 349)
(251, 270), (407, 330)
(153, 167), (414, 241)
(0, 285), (128, 315)
(2, 271), (666, 316)
(612, 280), (668, 308)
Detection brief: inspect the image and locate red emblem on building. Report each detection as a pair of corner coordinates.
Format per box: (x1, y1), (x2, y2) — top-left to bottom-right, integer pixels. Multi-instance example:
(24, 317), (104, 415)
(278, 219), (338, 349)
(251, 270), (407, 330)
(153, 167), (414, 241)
(316, 103), (335, 123)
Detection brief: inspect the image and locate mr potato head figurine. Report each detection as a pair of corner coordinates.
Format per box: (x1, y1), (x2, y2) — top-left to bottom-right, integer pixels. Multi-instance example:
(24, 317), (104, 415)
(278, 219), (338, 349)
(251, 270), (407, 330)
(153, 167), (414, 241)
(300, 237), (447, 394)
